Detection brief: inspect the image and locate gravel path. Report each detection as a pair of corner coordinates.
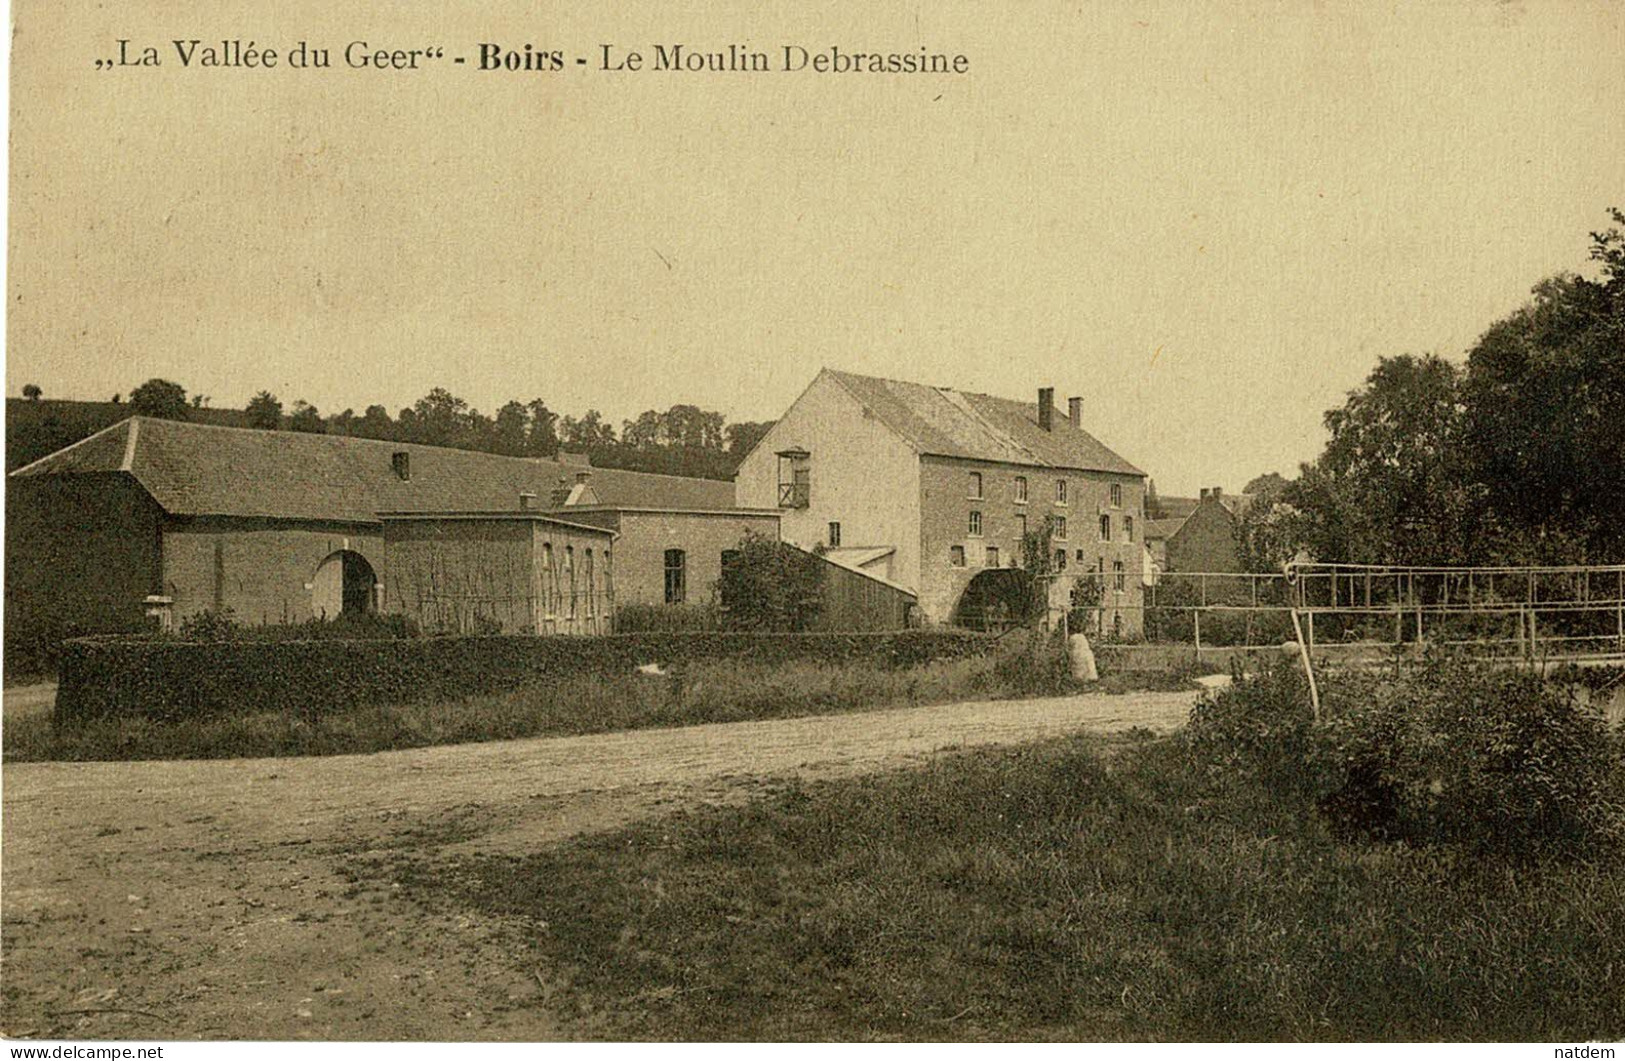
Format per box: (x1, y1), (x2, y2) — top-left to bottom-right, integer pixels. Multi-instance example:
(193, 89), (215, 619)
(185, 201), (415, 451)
(1, 690), (1194, 1040)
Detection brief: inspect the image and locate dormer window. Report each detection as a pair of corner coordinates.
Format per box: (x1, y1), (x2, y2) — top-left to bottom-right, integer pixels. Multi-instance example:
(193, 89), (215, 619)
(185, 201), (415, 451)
(392, 452), (411, 481)
(777, 448), (810, 508)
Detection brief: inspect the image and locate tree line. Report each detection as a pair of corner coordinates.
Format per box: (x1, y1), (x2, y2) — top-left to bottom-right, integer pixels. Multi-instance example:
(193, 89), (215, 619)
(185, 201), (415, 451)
(87, 380), (775, 481)
(1237, 208), (1625, 569)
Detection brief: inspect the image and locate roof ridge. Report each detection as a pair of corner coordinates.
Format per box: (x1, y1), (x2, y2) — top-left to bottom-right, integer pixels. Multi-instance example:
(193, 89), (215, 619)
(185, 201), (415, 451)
(932, 387), (1044, 465)
(123, 416), (730, 485)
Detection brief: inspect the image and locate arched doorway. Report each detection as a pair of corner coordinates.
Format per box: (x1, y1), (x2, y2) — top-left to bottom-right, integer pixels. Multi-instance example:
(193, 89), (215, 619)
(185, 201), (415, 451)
(952, 568), (1039, 632)
(312, 550), (377, 620)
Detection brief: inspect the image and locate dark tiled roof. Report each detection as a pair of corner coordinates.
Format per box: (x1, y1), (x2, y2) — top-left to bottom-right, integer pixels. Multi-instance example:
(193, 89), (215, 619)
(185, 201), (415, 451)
(9, 417), (738, 522)
(823, 369), (1144, 477)
(1144, 517), (1188, 541)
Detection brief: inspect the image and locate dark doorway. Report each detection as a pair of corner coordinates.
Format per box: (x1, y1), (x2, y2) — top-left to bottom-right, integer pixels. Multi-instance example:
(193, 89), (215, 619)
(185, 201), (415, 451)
(952, 568), (1039, 632)
(313, 549), (377, 619)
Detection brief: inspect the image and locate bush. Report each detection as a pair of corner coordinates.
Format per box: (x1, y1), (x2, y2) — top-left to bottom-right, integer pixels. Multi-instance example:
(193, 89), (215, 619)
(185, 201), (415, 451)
(1318, 661), (1625, 856)
(614, 603), (721, 633)
(54, 630), (997, 724)
(175, 609), (420, 643)
(1183, 659), (1319, 798)
(1183, 659), (1625, 858)
(990, 626), (1078, 696)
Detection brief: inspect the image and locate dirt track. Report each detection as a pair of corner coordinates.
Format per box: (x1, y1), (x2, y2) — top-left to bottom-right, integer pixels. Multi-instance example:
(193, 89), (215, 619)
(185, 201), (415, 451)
(1, 690), (1194, 1040)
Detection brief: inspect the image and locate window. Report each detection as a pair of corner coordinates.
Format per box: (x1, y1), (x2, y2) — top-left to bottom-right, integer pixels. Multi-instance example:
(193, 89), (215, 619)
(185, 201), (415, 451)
(1125, 515), (1134, 542)
(1054, 549), (1067, 571)
(1015, 513), (1027, 540)
(968, 472), (983, 499)
(968, 510), (983, 537)
(1110, 483), (1123, 508)
(950, 545), (966, 567)
(828, 521), (841, 547)
(1075, 548), (1085, 562)
(1100, 514), (1112, 541)
(1014, 476), (1028, 503)
(566, 546), (576, 617)
(584, 549), (595, 618)
(542, 542), (554, 617)
(1056, 479), (1068, 505)
(664, 548), (686, 604)
(1113, 560), (1126, 592)
(1053, 516), (1068, 540)
(985, 545), (1000, 568)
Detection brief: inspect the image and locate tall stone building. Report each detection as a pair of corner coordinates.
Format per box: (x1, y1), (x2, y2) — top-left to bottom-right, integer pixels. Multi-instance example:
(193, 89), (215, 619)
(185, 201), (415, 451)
(736, 369), (1148, 632)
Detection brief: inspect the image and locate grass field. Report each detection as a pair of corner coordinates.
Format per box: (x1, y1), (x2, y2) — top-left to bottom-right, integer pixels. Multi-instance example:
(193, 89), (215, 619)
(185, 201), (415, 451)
(374, 729), (1625, 1041)
(4, 652), (1203, 763)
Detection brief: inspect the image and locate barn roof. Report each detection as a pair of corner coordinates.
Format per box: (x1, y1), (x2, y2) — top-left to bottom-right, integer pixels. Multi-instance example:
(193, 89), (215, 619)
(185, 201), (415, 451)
(822, 369), (1145, 477)
(9, 416), (740, 523)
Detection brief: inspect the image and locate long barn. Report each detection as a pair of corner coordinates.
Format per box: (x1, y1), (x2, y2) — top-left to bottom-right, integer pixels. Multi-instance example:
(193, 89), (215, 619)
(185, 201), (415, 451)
(6, 416), (778, 637)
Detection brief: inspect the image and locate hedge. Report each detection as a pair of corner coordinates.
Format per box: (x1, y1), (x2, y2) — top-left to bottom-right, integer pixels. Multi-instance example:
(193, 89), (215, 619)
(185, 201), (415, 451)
(53, 630), (998, 724)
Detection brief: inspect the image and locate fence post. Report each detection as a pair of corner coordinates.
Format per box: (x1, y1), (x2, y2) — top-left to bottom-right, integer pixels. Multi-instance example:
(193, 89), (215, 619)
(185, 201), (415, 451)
(1193, 609), (1202, 664)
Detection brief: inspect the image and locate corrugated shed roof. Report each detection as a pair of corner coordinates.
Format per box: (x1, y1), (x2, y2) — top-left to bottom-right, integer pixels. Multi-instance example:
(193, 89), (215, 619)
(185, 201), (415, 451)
(823, 369), (1144, 476)
(9, 417), (738, 521)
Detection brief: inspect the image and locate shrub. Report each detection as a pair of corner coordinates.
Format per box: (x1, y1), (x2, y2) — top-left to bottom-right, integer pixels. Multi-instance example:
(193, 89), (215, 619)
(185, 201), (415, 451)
(717, 531), (824, 631)
(1317, 661), (1625, 856)
(54, 630), (998, 724)
(990, 626), (1077, 696)
(1182, 659), (1319, 798)
(614, 602), (721, 633)
(174, 609), (420, 643)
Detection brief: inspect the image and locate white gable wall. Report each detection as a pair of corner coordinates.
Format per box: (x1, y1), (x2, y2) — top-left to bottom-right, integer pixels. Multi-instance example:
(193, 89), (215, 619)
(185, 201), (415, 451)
(736, 371), (923, 594)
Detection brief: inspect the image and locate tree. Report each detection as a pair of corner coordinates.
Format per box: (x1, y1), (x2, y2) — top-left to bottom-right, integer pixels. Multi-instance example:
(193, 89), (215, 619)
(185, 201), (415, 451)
(525, 399), (559, 456)
(128, 378), (189, 420)
(246, 390), (284, 430)
(288, 400), (326, 433)
(1459, 209), (1625, 561)
(1243, 472), (1290, 497)
(21, 384), (41, 401)
(716, 530), (824, 631)
(559, 409), (617, 450)
(410, 388), (470, 448)
(725, 420), (775, 460)
(1293, 354), (1483, 565)
(356, 405), (395, 440)
(492, 401), (531, 456)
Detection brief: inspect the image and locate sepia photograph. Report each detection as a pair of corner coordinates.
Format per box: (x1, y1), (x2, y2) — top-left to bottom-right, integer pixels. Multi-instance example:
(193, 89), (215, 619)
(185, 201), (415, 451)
(2, 0), (1623, 1048)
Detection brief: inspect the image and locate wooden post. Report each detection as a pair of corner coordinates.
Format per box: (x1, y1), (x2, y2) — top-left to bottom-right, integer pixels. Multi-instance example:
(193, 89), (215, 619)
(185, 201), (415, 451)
(1193, 608), (1202, 664)
(1291, 609), (1321, 724)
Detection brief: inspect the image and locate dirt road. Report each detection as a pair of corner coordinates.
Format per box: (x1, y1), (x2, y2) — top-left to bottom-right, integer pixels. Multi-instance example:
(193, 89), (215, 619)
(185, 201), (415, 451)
(1, 690), (1194, 1040)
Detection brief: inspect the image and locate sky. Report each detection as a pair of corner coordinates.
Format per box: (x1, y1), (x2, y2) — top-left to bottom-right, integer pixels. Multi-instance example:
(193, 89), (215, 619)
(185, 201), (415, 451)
(7, 0), (1622, 495)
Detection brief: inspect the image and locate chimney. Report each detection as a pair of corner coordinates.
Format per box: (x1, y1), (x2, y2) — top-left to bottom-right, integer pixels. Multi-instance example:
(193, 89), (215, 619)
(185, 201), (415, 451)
(1200, 488), (1211, 501)
(1037, 387), (1055, 432)
(575, 471), (591, 485)
(391, 452), (411, 481)
(1212, 486), (1224, 498)
(1067, 396), (1082, 429)
(518, 491), (537, 512)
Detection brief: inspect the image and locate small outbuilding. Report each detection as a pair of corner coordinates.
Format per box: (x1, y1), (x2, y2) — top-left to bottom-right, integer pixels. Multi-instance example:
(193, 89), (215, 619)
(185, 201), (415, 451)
(380, 512), (616, 635)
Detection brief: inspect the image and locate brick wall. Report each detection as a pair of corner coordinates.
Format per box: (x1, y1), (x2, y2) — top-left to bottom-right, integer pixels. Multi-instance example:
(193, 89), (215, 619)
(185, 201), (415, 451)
(1165, 498), (1243, 573)
(917, 456), (1146, 633)
(612, 510), (781, 607)
(161, 517), (384, 625)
